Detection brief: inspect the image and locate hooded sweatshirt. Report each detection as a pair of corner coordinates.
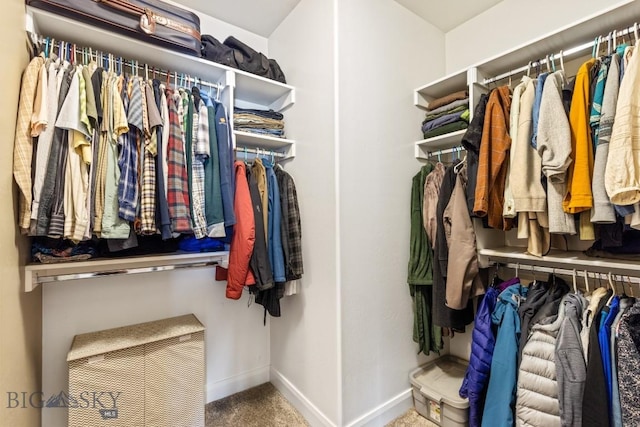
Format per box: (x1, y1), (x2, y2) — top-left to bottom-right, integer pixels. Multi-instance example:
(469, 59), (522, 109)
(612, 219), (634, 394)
(555, 292), (588, 427)
(482, 283), (529, 427)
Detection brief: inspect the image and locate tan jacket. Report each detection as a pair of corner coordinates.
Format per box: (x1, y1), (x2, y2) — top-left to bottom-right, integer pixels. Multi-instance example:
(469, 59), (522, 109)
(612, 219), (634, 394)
(423, 162), (445, 248)
(444, 165), (484, 309)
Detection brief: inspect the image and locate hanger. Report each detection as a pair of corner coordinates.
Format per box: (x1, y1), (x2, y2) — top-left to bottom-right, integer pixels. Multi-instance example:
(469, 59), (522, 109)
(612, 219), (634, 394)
(550, 53), (556, 72)
(545, 55), (551, 73)
(515, 262), (520, 278)
(583, 270), (591, 295)
(572, 269), (578, 294)
(634, 22), (639, 45)
(626, 275), (634, 298)
(454, 149), (467, 174)
(606, 272), (617, 305)
(526, 61), (532, 77)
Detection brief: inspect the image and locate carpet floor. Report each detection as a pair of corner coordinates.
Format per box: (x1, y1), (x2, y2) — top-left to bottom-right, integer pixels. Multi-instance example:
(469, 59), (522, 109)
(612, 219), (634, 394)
(205, 383), (437, 427)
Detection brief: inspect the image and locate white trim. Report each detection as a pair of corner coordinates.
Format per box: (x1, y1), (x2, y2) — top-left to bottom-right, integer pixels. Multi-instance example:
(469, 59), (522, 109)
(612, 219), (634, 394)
(206, 365), (271, 403)
(333, 0), (343, 424)
(270, 367), (337, 427)
(344, 388), (413, 427)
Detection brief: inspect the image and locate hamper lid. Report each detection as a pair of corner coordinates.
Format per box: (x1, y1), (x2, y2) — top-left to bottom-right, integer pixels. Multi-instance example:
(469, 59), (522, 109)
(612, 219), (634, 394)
(409, 355), (469, 410)
(67, 314), (204, 362)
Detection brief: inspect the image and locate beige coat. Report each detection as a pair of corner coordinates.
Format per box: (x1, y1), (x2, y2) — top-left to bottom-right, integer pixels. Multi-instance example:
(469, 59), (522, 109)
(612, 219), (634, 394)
(443, 165), (484, 309)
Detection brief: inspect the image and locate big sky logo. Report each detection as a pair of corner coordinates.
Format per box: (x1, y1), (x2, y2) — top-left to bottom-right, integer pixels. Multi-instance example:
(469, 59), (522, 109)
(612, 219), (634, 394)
(7, 390), (121, 414)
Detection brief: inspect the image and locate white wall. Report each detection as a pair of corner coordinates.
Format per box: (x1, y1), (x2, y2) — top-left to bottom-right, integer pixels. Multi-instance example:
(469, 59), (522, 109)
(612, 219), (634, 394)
(42, 270), (270, 427)
(445, 0), (630, 73)
(164, 0), (269, 53)
(267, 0), (341, 425)
(337, 0), (445, 425)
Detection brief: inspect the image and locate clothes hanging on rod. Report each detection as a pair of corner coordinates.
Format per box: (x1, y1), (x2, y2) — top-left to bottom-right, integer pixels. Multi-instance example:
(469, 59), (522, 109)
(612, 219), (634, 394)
(14, 35), (236, 261)
(459, 265), (640, 427)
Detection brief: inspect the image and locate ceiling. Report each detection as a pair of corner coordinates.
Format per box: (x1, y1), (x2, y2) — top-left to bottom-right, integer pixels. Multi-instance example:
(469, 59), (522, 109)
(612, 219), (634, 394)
(172, 0), (302, 37)
(395, 0), (504, 32)
(171, 0), (503, 37)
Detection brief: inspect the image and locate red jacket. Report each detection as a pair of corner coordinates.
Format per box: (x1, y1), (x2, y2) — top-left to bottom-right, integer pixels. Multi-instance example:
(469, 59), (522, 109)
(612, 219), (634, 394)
(226, 161), (256, 299)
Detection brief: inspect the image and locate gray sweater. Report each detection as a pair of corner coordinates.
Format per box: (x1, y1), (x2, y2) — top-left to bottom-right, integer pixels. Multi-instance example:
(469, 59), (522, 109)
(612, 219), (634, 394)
(537, 71), (576, 234)
(555, 293), (587, 427)
(591, 54), (620, 223)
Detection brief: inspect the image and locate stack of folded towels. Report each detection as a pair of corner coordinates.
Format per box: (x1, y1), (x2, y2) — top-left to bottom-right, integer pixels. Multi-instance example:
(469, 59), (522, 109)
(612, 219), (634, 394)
(234, 107), (286, 138)
(421, 90), (470, 139)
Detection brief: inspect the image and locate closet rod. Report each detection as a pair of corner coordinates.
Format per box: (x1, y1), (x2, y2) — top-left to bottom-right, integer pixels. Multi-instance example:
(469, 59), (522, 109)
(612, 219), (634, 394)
(426, 146), (465, 158)
(497, 262), (640, 286)
(35, 261), (220, 284)
(33, 34), (223, 90)
(483, 22), (639, 85)
(234, 147), (286, 158)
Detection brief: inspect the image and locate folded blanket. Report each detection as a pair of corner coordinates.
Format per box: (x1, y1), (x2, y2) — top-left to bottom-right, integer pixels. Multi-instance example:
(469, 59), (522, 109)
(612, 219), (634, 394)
(426, 90), (468, 111)
(423, 120), (469, 139)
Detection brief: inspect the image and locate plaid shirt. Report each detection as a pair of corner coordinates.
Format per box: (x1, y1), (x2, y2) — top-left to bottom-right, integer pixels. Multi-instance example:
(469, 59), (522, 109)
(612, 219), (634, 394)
(118, 77), (139, 222)
(139, 81), (158, 234)
(167, 91), (192, 233)
(14, 55), (45, 232)
(275, 166), (303, 280)
(189, 97), (208, 238)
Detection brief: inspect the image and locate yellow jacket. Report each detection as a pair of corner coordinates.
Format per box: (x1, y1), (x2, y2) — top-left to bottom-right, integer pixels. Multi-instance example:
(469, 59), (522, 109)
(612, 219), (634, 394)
(564, 58), (596, 214)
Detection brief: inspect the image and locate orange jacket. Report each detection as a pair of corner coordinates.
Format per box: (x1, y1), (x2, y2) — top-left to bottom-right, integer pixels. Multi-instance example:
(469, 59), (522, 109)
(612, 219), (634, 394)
(226, 161), (256, 299)
(473, 85), (513, 230)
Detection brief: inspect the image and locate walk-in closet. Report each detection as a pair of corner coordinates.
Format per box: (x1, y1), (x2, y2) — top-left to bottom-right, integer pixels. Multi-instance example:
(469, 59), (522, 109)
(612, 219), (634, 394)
(4, 1), (640, 427)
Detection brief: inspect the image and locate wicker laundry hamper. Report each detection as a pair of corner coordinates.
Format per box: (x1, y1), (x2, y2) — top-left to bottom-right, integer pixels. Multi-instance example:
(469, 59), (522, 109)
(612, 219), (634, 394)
(67, 314), (205, 427)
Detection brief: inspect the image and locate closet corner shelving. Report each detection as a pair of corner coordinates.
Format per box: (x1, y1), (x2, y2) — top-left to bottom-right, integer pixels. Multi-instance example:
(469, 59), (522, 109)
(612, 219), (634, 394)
(413, 67), (487, 160)
(23, 6), (298, 288)
(412, 0), (640, 275)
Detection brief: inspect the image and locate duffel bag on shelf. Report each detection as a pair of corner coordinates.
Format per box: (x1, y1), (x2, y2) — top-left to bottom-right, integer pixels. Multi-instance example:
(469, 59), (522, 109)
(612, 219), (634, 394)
(201, 34), (287, 84)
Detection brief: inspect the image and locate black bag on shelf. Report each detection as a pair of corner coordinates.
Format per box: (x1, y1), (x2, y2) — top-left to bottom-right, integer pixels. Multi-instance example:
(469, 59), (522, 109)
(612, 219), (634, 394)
(27, 0), (202, 56)
(201, 34), (238, 68)
(201, 34), (287, 84)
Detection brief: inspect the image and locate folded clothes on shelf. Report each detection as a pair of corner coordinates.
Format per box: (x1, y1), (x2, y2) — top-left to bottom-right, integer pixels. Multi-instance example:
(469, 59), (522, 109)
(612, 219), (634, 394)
(234, 107), (286, 138)
(422, 109), (470, 134)
(31, 238), (98, 263)
(426, 90), (468, 111)
(422, 120), (469, 139)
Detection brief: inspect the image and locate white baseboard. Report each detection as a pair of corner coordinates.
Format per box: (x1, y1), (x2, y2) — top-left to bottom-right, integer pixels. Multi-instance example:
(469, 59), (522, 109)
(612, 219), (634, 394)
(270, 367), (337, 427)
(344, 388), (413, 427)
(206, 365), (271, 403)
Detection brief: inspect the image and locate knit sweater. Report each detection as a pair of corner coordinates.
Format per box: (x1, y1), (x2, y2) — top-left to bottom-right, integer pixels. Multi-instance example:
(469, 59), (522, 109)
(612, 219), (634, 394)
(537, 70), (576, 235)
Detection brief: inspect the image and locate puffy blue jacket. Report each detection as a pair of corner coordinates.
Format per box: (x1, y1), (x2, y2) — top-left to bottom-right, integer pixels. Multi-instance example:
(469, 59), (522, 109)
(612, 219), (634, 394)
(460, 278), (520, 427)
(481, 283), (529, 427)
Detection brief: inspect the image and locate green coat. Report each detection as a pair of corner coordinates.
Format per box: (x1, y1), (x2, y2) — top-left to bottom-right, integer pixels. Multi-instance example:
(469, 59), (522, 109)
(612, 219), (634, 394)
(408, 163), (442, 355)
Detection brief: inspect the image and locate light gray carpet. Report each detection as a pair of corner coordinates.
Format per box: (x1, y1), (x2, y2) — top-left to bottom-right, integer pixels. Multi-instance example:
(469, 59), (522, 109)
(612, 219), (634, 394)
(205, 383), (436, 427)
(385, 408), (439, 427)
(205, 382), (309, 427)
